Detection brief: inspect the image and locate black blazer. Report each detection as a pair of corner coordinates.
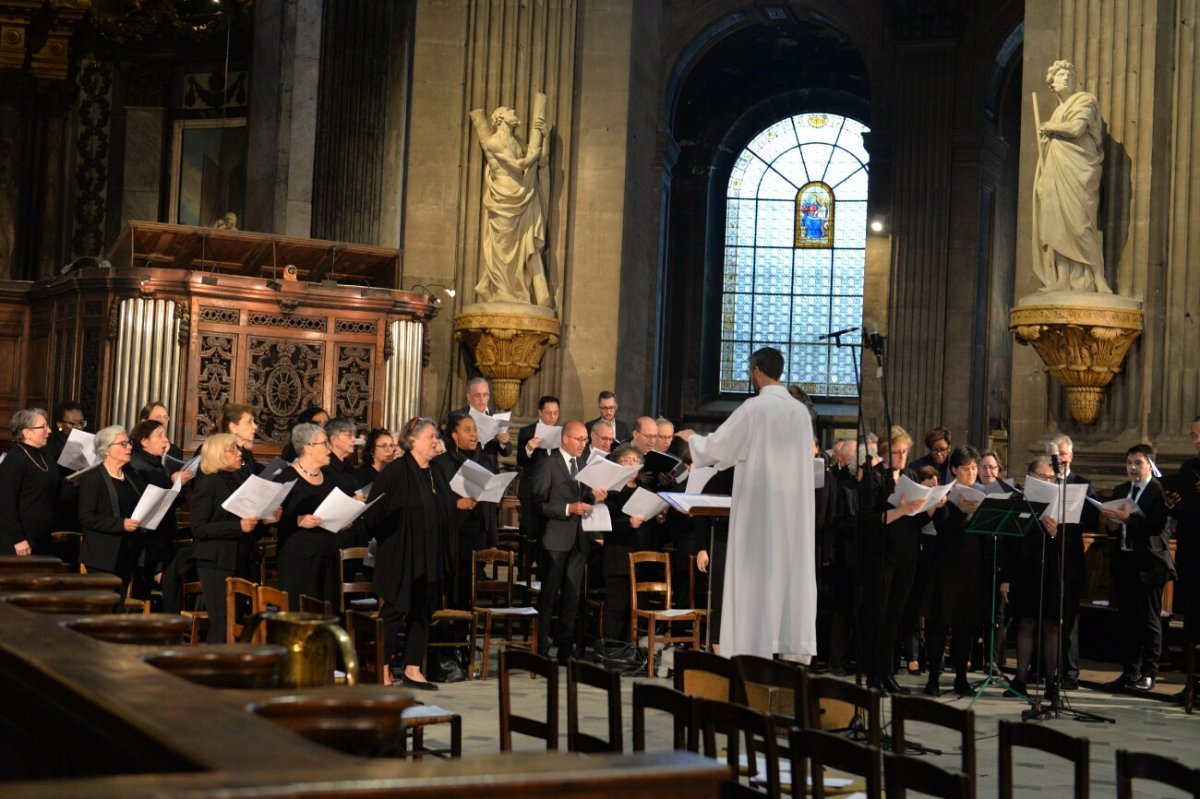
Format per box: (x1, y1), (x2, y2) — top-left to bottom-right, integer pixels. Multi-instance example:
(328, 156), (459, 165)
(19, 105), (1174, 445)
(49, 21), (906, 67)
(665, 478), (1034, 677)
(190, 470), (256, 574)
(586, 416), (630, 444)
(451, 405), (511, 472)
(1111, 479), (1175, 585)
(530, 450), (597, 553)
(0, 443), (64, 554)
(516, 422), (552, 470)
(78, 467), (146, 574)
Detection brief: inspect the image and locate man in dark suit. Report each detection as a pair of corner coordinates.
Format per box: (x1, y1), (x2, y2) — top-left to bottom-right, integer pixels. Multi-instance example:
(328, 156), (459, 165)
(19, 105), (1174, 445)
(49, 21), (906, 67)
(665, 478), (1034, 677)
(1101, 443), (1175, 691)
(517, 395), (560, 551)
(1047, 434), (1099, 688)
(531, 419), (608, 663)
(451, 377), (512, 472)
(1165, 416), (1200, 703)
(585, 391), (630, 443)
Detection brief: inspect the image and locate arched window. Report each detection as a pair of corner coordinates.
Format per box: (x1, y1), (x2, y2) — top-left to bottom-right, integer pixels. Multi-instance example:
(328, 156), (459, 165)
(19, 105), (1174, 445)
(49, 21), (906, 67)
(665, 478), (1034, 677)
(720, 113), (869, 396)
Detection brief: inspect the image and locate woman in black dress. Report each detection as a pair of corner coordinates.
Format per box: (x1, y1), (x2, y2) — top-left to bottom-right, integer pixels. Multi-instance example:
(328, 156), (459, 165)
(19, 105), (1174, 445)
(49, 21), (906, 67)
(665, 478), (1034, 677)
(434, 412), (485, 608)
(127, 419), (192, 593)
(0, 408), (63, 557)
(78, 426), (146, 596)
(190, 433), (268, 643)
(272, 422), (345, 609)
(367, 417), (457, 690)
(922, 445), (988, 696)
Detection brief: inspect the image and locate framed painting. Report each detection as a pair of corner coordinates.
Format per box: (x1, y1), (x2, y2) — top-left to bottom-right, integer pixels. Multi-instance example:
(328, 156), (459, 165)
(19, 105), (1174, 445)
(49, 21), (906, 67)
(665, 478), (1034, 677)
(168, 118), (247, 228)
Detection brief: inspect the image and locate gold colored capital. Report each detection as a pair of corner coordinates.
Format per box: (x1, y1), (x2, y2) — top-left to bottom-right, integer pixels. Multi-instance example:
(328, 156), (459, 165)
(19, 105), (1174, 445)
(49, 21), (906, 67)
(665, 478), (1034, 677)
(1010, 303), (1143, 424)
(455, 307), (560, 411)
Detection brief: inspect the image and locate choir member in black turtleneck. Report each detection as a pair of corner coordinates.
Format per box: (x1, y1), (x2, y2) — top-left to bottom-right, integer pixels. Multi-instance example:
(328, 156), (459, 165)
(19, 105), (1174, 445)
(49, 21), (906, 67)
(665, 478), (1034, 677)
(0, 408), (64, 557)
(127, 419), (193, 596)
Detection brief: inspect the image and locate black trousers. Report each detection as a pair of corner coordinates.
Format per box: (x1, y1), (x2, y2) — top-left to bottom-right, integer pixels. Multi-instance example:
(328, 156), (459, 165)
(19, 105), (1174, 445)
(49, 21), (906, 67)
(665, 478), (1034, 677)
(1114, 552), (1166, 677)
(859, 552), (917, 682)
(604, 574), (630, 641)
(536, 544), (587, 655)
(277, 551), (338, 611)
(197, 562), (237, 644)
(381, 576), (435, 669)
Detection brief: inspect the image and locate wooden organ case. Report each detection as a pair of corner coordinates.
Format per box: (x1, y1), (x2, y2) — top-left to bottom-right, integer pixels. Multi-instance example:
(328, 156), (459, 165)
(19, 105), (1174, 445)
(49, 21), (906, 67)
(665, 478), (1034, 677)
(23, 223), (437, 454)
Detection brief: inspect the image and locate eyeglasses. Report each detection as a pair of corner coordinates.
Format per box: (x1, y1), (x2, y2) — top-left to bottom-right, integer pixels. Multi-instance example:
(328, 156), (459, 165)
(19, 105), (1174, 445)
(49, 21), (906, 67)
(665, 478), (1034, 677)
(377, 442), (399, 449)
(564, 434), (589, 443)
(930, 446), (951, 454)
(64, 419), (88, 429)
(307, 439), (331, 448)
(26, 424), (51, 431)
(224, 446), (241, 455)
(113, 439), (133, 448)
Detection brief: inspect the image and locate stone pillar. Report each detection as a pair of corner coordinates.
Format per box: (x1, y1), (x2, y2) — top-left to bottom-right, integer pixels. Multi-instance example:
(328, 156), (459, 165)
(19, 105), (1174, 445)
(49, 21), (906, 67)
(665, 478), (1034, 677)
(245, 0), (321, 237)
(1010, 0), (1180, 469)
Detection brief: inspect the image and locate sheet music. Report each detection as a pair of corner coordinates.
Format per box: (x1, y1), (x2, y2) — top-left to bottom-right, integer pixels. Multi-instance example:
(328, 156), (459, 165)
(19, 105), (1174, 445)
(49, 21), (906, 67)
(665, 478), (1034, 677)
(684, 465), (719, 494)
(221, 475), (297, 519)
(621, 487), (669, 519)
(469, 408), (512, 446)
(56, 428), (97, 472)
(887, 475), (957, 515)
(312, 488), (382, 532)
(449, 459), (519, 503)
(1022, 476), (1087, 523)
(587, 448), (610, 466)
(813, 457), (826, 489)
(949, 483), (1008, 507)
(130, 480), (181, 531)
(1085, 495), (1144, 517)
(534, 422), (563, 450)
(660, 493), (732, 513)
(576, 459), (641, 491)
(258, 456), (291, 481)
(581, 502), (612, 533)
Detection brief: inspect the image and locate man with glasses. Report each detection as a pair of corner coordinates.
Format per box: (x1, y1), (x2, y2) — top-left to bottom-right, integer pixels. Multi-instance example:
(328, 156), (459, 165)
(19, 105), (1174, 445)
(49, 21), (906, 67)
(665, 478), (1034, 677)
(654, 417), (675, 454)
(586, 391), (630, 443)
(587, 419), (616, 458)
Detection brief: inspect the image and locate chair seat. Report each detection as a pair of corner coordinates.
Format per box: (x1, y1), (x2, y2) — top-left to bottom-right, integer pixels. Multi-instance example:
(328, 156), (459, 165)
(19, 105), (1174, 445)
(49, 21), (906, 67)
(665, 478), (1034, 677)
(433, 609), (474, 621)
(640, 608), (699, 619)
(349, 597), (380, 610)
(484, 606), (539, 617)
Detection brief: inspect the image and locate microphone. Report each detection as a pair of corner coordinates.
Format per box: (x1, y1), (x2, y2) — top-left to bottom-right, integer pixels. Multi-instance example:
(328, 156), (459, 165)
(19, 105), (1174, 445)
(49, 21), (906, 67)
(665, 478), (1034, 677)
(1046, 440), (1062, 478)
(817, 326), (859, 340)
(864, 321), (884, 366)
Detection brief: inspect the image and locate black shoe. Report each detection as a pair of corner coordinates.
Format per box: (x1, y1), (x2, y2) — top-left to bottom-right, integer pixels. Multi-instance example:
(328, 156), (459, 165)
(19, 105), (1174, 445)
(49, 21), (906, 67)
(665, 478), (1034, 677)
(953, 676), (972, 697)
(923, 678), (941, 697)
(1062, 675), (1079, 690)
(1045, 680), (1061, 707)
(1133, 675), (1155, 692)
(882, 675), (911, 695)
(556, 648), (574, 666)
(1105, 673), (1137, 690)
(401, 676), (439, 691)
(1007, 679), (1027, 698)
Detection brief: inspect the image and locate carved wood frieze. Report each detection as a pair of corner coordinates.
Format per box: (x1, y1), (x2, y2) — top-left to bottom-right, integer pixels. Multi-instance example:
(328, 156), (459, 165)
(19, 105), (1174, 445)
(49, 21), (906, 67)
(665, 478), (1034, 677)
(245, 337), (325, 446)
(335, 345), (372, 422)
(195, 333), (234, 436)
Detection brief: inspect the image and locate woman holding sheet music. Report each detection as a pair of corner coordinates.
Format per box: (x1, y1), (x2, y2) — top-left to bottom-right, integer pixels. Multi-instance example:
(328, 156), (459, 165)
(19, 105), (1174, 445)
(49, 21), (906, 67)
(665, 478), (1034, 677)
(922, 445), (990, 696)
(435, 412), (488, 608)
(0, 408), (65, 557)
(128, 419), (189, 595)
(272, 422), (344, 611)
(191, 433), (269, 643)
(78, 425), (147, 598)
(366, 417), (457, 689)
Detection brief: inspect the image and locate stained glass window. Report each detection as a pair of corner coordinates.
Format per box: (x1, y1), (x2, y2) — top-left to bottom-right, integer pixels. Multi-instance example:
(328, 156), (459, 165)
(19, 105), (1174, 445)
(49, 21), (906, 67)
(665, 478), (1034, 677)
(720, 113), (869, 396)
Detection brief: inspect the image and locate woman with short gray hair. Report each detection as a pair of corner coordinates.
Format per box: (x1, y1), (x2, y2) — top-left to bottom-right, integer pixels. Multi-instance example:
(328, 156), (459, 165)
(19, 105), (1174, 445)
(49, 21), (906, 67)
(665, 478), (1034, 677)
(78, 425), (147, 595)
(0, 408), (62, 556)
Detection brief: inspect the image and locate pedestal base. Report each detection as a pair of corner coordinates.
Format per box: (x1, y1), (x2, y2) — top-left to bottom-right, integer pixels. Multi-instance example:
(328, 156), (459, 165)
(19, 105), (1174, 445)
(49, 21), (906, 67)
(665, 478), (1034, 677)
(454, 302), (560, 411)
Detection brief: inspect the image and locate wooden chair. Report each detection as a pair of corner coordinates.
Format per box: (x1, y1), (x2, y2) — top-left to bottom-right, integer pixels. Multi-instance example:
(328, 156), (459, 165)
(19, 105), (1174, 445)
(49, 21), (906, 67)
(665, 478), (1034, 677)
(804, 675), (882, 749)
(49, 531), (82, 569)
(790, 727), (882, 799)
(225, 576), (257, 643)
(629, 551), (700, 677)
(255, 538), (277, 586)
(428, 594), (476, 681)
(733, 654), (806, 723)
(883, 750), (971, 799)
(890, 694), (975, 799)
(567, 659), (623, 753)
(399, 703), (463, 759)
(339, 547), (377, 614)
(632, 683), (697, 752)
(298, 593), (334, 616)
(673, 648), (735, 701)
(1114, 749), (1200, 798)
(180, 580), (208, 644)
(346, 608), (387, 684)
(997, 720), (1089, 799)
(498, 650), (559, 751)
(696, 698), (781, 799)
(473, 547), (539, 680)
(254, 584), (288, 613)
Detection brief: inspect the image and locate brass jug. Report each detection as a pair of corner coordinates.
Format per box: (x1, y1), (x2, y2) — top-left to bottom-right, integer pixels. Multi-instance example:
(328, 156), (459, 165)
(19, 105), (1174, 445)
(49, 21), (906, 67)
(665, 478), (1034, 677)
(239, 611), (358, 688)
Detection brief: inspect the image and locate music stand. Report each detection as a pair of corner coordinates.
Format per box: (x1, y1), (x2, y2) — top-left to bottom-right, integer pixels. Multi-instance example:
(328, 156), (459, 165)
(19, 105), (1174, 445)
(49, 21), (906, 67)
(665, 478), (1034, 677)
(661, 493), (730, 651)
(964, 497), (1047, 707)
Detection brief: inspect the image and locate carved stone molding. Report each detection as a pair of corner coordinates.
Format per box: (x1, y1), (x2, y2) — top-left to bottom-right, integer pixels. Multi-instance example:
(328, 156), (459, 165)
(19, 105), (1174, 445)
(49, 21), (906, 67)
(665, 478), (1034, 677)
(454, 306), (561, 412)
(1010, 303), (1144, 425)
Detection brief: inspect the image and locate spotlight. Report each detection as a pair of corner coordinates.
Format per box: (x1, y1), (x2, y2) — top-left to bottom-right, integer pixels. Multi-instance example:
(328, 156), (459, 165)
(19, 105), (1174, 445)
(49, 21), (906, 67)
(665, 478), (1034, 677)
(266, 279), (282, 292)
(870, 219), (885, 233)
(411, 283), (457, 303)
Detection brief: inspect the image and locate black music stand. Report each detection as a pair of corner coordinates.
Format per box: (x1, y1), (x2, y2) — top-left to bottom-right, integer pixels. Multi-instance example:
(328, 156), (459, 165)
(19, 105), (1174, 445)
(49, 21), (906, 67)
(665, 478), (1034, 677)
(964, 497), (1047, 706)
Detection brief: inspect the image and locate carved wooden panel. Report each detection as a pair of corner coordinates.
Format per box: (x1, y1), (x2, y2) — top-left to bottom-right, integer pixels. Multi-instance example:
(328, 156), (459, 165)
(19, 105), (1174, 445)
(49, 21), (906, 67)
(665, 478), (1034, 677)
(199, 306), (239, 325)
(53, 328), (75, 409)
(245, 337), (325, 445)
(195, 333), (234, 436)
(335, 345), (372, 422)
(80, 327), (102, 422)
(247, 312), (327, 332)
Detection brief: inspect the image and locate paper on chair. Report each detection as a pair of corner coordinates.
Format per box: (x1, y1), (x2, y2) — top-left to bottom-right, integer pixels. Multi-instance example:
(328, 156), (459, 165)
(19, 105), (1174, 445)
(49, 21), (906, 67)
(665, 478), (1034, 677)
(622, 487), (669, 519)
(221, 475), (297, 519)
(1023, 476), (1087, 523)
(684, 465), (719, 494)
(131, 482), (181, 531)
(582, 502), (612, 532)
(449, 459), (518, 503)
(57, 428), (97, 472)
(313, 488), (382, 532)
(535, 422), (563, 450)
(576, 459), (640, 491)
(470, 409), (512, 445)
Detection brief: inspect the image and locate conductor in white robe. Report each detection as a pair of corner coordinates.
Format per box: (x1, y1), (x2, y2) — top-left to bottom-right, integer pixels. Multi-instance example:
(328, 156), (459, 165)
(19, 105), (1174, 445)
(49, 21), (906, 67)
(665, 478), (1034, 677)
(679, 347), (817, 660)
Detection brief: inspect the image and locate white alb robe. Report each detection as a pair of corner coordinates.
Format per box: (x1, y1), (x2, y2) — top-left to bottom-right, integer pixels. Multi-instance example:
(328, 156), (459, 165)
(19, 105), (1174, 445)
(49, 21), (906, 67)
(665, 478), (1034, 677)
(688, 383), (816, 659)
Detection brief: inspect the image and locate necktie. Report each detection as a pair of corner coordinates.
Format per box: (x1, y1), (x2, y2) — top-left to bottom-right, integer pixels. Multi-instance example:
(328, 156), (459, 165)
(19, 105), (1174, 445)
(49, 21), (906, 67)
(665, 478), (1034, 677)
(1121, 484), (1140, 552)
(569, 457), (578, 478)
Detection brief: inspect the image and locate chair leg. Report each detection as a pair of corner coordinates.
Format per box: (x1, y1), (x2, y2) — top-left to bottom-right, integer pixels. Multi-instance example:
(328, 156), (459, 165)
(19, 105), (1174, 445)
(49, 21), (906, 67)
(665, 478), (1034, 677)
(646, 616), (657, 678)
(481, 614), (492, 681)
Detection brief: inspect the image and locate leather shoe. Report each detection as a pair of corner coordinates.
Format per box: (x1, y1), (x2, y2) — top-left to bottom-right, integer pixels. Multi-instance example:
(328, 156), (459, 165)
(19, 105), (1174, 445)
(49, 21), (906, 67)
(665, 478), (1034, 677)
(1061, 675), (1079, 690)
(1006, 679), (1027, 698)
(1104, 673), (1137, 690)
(923, 679), (941, 697)
(882, 675), (911, 695)
(1133, 675), (1155, 691)
(953, 676), (972, 697)
(401, 676), (439, 691)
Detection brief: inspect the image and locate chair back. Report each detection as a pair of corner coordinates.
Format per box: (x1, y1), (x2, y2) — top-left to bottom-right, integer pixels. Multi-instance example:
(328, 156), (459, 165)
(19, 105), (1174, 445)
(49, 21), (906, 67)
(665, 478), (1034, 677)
(733, 654), (806, 724)
(49, 531), (82, 568)
(791, 727), (881, 799)
(632, 683), (697, 752)
(255, 584), (289, 613)
(299, 593), (334, 617)
(629, 550), (672, 612)
(225, 577), (257, 643)
(804, 675), (882, 749)
(498, 649), (558, 751)
(567, 659), (623, 753)
(696, 698), (781, 799)
(346, 608), (387, 683)
(338, 547), (374, 613)
(1114, 749), (1200, 798)
(997, 720), (1089, 799)
(883, 751), (970, 799)
(891, 694), (975, 798)
(673, 648), (735, 701)
(473, 547), (517, 608)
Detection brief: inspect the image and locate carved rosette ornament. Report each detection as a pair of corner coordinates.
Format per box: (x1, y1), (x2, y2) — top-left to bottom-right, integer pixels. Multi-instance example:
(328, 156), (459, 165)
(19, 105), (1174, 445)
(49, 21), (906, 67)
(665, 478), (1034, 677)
(1010, 304), (1143, 424)
(454, 305), (560, 412)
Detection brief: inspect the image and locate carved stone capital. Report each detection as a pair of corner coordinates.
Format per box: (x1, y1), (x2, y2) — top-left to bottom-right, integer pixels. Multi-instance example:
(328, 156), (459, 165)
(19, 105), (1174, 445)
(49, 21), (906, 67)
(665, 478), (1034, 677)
(1010, 303), (1143, 424)
(454, 304), (560, 412)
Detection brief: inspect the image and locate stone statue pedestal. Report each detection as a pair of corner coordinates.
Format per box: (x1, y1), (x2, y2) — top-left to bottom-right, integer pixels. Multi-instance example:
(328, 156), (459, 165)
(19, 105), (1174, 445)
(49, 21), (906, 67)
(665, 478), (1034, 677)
(1010, 293), (1143, 424)
(455, 301), (560, 411)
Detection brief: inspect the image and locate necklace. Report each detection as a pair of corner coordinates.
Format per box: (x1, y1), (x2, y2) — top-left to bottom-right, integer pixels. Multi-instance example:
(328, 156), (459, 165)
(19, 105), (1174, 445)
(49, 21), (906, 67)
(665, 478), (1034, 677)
(425, 467), (436, 494)
(20, 444), (48, 472)
(296, 461), (322, 479)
